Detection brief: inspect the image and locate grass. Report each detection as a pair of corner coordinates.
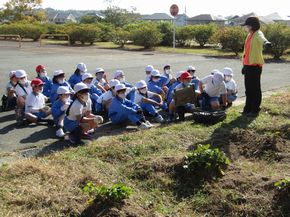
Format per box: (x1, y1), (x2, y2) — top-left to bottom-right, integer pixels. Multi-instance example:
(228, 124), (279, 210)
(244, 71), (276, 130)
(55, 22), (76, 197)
(0, 91), (289, 216)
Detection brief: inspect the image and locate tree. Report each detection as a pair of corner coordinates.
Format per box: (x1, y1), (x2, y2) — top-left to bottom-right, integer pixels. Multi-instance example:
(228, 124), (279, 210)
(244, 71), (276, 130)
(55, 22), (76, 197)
(102, 6), (141, 27)
(193, 24), (216, 47)
(2, 0), (43, 22)
(131, 22), (163, 49)
(157, 21), (173, 46)
(264, 23), (290, 60)
(176, 25), (196, 47)
(80, 15), (102, 24)
(214, 26), (247, 55)
(112, 27), (131, 47)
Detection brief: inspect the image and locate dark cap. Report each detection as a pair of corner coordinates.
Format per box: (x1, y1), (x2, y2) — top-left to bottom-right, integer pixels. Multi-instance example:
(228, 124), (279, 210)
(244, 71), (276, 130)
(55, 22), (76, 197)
(242, 17), (260, 31)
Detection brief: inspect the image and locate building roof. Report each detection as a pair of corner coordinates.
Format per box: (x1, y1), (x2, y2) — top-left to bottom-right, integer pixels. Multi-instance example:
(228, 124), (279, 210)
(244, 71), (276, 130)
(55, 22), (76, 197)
(55, 13), (75, 20)
(142, 13), (173, 20)
(264, 12), (290, 21)
(188, 14), (225, 21)
(232, 12), (274, 25)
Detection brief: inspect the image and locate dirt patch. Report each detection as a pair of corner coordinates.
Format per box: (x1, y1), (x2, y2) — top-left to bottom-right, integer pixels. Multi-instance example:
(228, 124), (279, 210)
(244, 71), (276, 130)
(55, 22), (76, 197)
(81, 200), (154, 217)
(272, 187), (290, 217)
(229, 129), (289, 161)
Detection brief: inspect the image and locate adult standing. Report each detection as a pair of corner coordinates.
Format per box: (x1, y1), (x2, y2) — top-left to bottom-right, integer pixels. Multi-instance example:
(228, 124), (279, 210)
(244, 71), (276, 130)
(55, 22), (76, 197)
(241, 17), (271, 117)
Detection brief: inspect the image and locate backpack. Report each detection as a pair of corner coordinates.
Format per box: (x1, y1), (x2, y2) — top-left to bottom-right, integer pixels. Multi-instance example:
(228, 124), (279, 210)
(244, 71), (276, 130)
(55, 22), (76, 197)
(192, 108), (226, 125)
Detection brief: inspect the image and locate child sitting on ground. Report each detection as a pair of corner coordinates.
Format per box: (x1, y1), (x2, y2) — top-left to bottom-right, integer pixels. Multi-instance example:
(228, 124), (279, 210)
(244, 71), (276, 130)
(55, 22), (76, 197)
(167, 72), (195, 122)
(222, 67), (237, 108)
(51, 86), (72, 138)
(81, 73), (103, 113)
(199, 70), (227, 111)
(14, 70), (32, 125)
(92, 68), (110, 92)
(109, 84), (152, 130)
(134, 80), (164, 123)
(64, 83), (103, 144)
(96, 79), (120, 113)
(113, 70), (135, 101)
(68, 63), (87, 89)
(2, 71), (17, 111)
(187, 66), (200, 91)
(25, 78), (53, 125)
(145, 65), (154, 84)
(50, 70), (74, 104)
(35, 65), (52, 98)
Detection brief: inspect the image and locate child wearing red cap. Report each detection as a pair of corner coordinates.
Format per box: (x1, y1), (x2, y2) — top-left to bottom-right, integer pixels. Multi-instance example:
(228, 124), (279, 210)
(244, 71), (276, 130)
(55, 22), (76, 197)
(167, 71), (195, 122)
(35, 65), (52, 98)
(25, 78), (53, 125)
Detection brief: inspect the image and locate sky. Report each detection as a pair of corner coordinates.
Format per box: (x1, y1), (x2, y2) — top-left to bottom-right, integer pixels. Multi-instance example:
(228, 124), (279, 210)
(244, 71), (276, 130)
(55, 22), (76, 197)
(0, 0), (289, 17)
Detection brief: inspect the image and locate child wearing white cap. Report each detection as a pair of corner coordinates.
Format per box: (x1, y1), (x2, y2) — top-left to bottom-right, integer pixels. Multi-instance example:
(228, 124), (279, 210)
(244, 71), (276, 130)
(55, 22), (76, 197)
(222, 67), (237, 107)
(145, 65), (154, 84)
(50, 70), (74, 104)
(1, 71), (17, 111)
(51, 86), (72, 138)
(113, 70), (135, 101)
(147, 69), (168, 111)
(14, 70), (32, 125)
(187, 66), (200, 91)
(68, 63), (87, 89)
(134, 80), (164, 123)
(96, 79), (120, 113)
(82, 73), (103, 113)
(166, 71), (183, 105)
(109, 84), (152, 129)
(64, 83), (103, 144)
(199, 71), (227, 111)
(92, 68), (110, 92)
(162, 64), (176, 87)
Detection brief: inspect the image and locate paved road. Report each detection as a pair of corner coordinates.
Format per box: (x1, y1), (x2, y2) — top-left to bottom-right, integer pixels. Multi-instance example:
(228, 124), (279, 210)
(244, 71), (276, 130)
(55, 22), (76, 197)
(0, 41), (289, 155)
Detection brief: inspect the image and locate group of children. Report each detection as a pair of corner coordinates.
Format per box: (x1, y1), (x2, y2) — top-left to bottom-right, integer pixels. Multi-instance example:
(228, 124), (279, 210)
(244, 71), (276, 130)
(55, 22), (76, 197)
(3, 63), (237, 143)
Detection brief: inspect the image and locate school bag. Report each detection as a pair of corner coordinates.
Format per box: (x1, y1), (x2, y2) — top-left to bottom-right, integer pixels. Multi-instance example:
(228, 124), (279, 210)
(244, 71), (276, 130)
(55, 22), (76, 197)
(192, 108), (226, 125)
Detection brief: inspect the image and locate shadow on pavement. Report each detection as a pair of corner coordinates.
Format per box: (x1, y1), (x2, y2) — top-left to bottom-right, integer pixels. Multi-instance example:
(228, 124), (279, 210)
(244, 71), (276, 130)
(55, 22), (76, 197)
(0, 112), (15, 123)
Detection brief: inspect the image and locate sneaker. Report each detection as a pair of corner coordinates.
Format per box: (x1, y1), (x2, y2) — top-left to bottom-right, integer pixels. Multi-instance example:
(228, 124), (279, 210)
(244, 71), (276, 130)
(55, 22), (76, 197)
(138, 122), (151, 130)
(145, 120), (153, 128)
(87, 129), (95, 134)
(56, 128), (65, 138)
(155, 115), (164, 123)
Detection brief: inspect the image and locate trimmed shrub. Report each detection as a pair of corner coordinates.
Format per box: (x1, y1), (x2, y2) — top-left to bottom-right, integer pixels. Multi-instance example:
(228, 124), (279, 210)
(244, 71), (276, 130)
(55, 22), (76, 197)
(66, 24), (100, 45)
(193, 24), (217, 47)
(264, 23), (290, 60)
(214, 26), (247, 55)
(176, 25), (195, 47)
(96, 23), (115, 42)
(112, 28), (131, 47)
(0, 23), (45, 41)
(157, 21), (173, 46)
(131, 22), (162, 49)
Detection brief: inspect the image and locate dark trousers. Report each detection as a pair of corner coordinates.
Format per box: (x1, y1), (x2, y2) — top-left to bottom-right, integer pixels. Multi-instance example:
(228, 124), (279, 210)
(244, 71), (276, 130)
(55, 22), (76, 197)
(242, 65), (262, 114)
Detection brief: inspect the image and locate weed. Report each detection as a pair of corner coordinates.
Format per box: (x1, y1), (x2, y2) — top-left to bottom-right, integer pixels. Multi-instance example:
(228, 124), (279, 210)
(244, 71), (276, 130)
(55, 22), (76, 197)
(183, 144), (230, 179)
(83, 181), (133, 205)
